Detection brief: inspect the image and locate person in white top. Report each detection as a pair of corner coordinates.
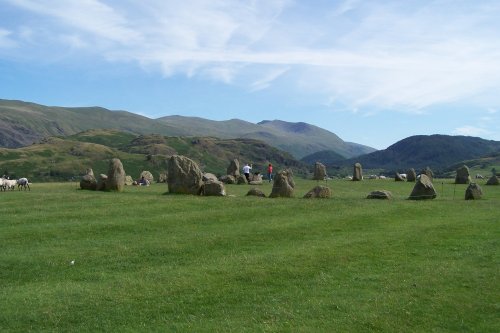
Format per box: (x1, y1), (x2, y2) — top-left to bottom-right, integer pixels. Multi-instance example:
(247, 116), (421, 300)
(242, 163), (252, 182)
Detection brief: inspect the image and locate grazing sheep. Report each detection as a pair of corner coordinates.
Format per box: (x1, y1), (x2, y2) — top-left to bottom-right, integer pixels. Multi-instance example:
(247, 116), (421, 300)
(17, 177), (30, 191)
(3, 178), (16, 190)
(0, 178), (4, 191)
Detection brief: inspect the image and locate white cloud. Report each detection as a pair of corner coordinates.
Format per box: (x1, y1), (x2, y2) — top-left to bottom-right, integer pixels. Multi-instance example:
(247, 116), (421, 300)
(0, 28), (16, 48)
(453, 126), (491, 137)
(3, 0), (500, 112)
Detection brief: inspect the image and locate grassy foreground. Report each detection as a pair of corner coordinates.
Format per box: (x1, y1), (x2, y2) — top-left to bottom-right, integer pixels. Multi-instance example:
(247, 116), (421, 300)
(1, 179), (498, 332)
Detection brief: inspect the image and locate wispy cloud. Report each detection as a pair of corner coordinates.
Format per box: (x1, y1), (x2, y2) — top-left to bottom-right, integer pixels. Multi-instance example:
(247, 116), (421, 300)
(453, 126), (491, 137)
(2, 0), (500, 113)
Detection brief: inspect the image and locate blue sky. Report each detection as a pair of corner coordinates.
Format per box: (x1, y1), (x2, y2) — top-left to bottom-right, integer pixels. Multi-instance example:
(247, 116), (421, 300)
(1, 0), (499, 149)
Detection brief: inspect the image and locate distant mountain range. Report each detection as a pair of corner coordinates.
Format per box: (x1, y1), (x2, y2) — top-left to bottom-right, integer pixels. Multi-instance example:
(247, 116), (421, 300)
(0, 99), (375, 159)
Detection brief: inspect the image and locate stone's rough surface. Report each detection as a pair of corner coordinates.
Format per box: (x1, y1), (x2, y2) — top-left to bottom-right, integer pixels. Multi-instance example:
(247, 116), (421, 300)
(313, 162), (327, 180)
(303, 185), (332, 198)
(353, 163), (363, 181)
(140, 170), (154, 184)
(421, 167), (434, 181)
(236, 175), (248, 185)
(246, 188), (266, 197)
(106, 158), (126, 192)
(167, 155), (203, 195)
(486, 175), (499, 185)
(202, 173), (218, 182)
(395, 173), (405, 182)
(200, 180), (226, 196)
(367, 190), (393, 200)
(409, 174), (437, 200)
(158, 173), (167, 183)
(406, 168), (417, 182)
(219, 175), (236, 184)
(80, 174), (97, 190)
(227, 159), (240, 177)
(455, 165), (471, 184)
(125, 175), (133, 186)
(269, 169), (295, 198)
(465, 183), (483, 200)
(97, 174), (108, 191)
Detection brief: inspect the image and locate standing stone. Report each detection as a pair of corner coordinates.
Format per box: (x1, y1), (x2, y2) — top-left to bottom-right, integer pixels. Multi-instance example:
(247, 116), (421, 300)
(125, 175), (133, 186)
(465, 183), (483, 200)
(353, 163), (363, 181)
(202, 173), (218, 182)
(313, 162), (327, 180)
(420, 167), (434, 181)
(219, 175), (236, 184)
(140, 170), (154, 184)
(227, 159), (240, 177)
(269, 169), (295, 198)
(455, 165), (471, 184)
(80, 172), (97, 190)
(106, 158), (126, 192)
(97, 174), (108, 191)
(486, 175), (499, 185)
(367, 190), (393, 200)
(158, 173), (167, 183)
(167, 155), (203, 195)
(200, 180), (226, 196)
(249, 174), (263, 185)
(407, 168), (417, 182)
(85, 168), (94, 177)
(236, 175), (248, 185)
(395, 173), (405, 181)
(408, 174), (437, 200)
(303, 185), (332, 198)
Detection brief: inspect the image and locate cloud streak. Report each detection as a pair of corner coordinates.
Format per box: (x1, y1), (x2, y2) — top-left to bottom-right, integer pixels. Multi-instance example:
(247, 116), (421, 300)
(2, 0), (500, 113)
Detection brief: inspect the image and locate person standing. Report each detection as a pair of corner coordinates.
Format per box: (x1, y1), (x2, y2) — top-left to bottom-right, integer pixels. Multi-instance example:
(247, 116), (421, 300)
(242, 163), (252, 182)
(267, 163), (273, 182)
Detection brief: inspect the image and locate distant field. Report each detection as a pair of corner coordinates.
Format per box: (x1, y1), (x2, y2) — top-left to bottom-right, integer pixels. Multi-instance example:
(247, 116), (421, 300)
(1, 179), (498, 332)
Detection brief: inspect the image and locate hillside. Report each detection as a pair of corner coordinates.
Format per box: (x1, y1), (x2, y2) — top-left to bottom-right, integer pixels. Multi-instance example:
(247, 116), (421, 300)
(338, 135), (500, 173)
(0, 130), (307, 181)
(300, 150), (347, 165)
(158, 116), (376, 159)
(0, 99), (376, 159)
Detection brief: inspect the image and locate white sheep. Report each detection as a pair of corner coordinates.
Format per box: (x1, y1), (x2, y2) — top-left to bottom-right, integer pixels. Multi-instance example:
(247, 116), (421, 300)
(17, 177), (30, 191)
(3, 178), (17, 190)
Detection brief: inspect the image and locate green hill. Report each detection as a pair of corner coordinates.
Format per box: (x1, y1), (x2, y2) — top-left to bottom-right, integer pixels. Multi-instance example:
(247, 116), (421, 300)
(0, 130), (307, 181)
(300, 150), (347, 165)
(338, 135), (500, 175)
(0, 99), (376, 159)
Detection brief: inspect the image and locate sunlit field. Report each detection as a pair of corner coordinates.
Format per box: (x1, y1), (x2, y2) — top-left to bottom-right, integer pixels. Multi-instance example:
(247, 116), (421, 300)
(1, 178), (498, 332)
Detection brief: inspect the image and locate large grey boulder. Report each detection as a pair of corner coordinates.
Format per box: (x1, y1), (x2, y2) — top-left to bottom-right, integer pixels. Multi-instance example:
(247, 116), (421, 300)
(106, 158), (126, 192)
(395, 173), (405, 182)
(269, 169), (295, 198)
(236, 175), (248, 185)
(202, 173), (218, 182)
(408, 174), (437, 200)
(140, 170), (154, 184)
(486, 175), (499, 185)
(303, 185), (332, 198)
(406, 168), (417, 182)
(367, 190), (393, 200)
(246, 188), (266, 197)
(313, 162), (327, 181)
(219, 175), (236, 184)
(200, 180), (226, 196)
(249, 173), (263, 185)
(455, 165), (471, 184)
(465, 183), (483, 200)
(227, 159), (240, 177)
(80, 173), (97, 190)
(167, 155), (203, 195)
(353, 163), (363, 181)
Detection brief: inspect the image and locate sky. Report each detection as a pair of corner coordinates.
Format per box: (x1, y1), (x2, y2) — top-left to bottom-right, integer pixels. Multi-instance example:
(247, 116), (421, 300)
(1, 0), (500, 149)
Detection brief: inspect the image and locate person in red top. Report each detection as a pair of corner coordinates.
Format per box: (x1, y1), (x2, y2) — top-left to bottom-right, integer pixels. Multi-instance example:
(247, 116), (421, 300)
(267, 163), (273, 183)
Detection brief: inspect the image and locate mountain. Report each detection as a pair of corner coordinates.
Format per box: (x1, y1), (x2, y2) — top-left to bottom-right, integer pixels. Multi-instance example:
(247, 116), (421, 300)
(338, 135), (500, 173)
(0, 129), (307, 181)
(0, 99), (375, 159)
(158, 117), (376, 158)
(300, 150), (347, 165)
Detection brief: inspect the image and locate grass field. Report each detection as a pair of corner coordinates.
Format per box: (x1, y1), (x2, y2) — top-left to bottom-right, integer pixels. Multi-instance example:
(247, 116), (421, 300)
(1, 179), (498, 332)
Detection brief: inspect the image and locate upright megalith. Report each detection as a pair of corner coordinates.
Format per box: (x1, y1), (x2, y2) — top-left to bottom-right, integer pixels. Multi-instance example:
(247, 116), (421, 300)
(353, 163), (363, 181)
(313, 162), (327, 181)
(80, 168), (97, 190)
(227, 159), (240, 177)
(395, 173), (405, 182)
(97, 174), (108, 191)
(486, 175), (499, 185)
(420, 167), (434, 181)
(455, 165), (471, 184)
(269, 169), (295, 198)
(167, 155), (203, 195)
(139, 171), (154, 184)
(408, 174), (437, 200)
(465, 183), (483, 200)
(407, 168), (417, 182)
(200, 180), (226, 196)
(106, 158), (126, 192)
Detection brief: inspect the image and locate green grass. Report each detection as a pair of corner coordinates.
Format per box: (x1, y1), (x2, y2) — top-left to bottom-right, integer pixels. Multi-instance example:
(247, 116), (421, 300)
(1, 179), (498, 332)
